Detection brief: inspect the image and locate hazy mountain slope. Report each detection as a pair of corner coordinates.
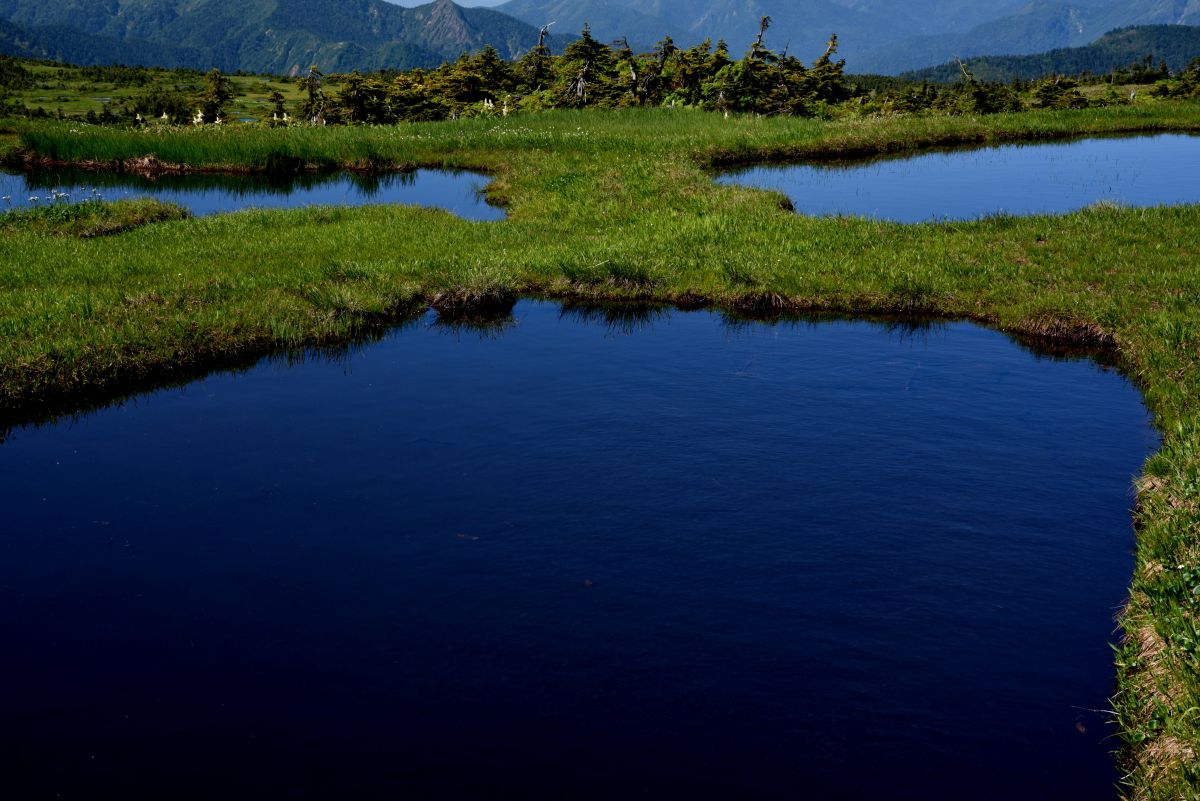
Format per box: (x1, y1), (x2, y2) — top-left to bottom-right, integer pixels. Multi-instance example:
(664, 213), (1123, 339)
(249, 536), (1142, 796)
(899, 24), (1200, 82)
(495, 0), (1194, 72)
(496, 0), (915, 60)
(859, 0), (1200, 74)
(6, 0), (1189, 75)
(494, 0), (1109, 62)
(0, 0), (550, 71)
(1088, 0), (1200, 32)
(857, 1), (1095, 73)
(0, 16), (207, 67)
(490, 0), (674, 44)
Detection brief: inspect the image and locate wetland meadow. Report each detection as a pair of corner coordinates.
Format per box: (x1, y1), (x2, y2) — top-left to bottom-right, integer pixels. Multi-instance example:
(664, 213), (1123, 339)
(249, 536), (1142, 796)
(2, 103), (1200, 799)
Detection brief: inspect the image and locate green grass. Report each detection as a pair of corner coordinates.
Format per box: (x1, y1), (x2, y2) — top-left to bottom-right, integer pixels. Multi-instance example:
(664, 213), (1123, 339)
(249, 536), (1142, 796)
(2, 104), (1200, 798)
(11, 63), (306, 121)
(0, 197), (186, 237)
(14, 101), (1200, 170)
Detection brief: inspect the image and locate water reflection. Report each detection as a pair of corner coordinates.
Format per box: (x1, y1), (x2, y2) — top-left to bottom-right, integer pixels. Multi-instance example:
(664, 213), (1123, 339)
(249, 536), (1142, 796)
(0, 300), (1124, 446)
(432, 310), (518, 338)
(430, 289), (519, 334)
(557, 300), (672, 335)
(0, 300), (1155, 800)
(715, 133), (1200, 222)
(0, 166), (504, 220)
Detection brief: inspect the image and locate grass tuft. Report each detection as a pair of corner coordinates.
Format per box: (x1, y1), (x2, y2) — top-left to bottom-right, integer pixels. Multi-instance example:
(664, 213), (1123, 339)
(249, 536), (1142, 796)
(0, 198), (186, 237)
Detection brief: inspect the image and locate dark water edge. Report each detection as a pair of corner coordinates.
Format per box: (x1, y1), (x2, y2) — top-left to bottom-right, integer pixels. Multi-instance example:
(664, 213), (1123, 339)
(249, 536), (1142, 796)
(0, 301), (1157, 800)
(0, 303), (1125, 445)
(714, 133), (1200, 222)
(0, 166), (504, 220)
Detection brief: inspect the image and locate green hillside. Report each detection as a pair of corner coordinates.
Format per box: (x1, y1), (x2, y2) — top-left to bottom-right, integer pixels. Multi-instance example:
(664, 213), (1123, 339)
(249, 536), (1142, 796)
(0, 0), (552, 72)
(0, 18), (208, 67)
(902, 25), (1200, 82)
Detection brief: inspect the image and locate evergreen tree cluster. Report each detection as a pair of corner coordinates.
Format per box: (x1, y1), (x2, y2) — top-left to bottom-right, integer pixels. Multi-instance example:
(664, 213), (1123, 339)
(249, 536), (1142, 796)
(1152, 58), (1200, 99)
(0, 56), (33, 90)
(7, 22), (1199, 127)
(315, 21), (852, 124)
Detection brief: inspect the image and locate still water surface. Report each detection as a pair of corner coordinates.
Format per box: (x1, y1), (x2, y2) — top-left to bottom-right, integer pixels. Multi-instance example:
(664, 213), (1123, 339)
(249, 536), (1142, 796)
(0, 167), (503, 220)
(716, 133), (1200, 222)
(0, 302), (1156, 799)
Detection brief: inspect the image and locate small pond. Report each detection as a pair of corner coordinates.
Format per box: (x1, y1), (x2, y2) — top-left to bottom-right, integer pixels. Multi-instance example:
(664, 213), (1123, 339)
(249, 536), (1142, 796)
(0, 166), (504, 220)
(715, 133), (1200, 222)
(0, 301), (1156, 799)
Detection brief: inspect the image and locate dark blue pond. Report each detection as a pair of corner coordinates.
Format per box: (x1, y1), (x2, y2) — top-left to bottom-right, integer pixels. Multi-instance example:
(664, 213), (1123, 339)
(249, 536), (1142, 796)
(0, 301), (1156, 800)
(0, 167), (503, 220)
(715, 133), (1200, 222)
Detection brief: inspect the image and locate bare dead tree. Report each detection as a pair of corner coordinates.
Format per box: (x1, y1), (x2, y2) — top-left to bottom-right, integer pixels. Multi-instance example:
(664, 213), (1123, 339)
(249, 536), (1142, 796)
(572, 64), (589, 100)
(755, 16), (772, 50)
(954, 56), (975, 84)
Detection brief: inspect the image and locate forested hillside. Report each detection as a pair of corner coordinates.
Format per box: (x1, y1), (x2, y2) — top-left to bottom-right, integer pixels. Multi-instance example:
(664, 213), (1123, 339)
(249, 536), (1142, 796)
(902, 25), (1200, 82)
(0, 0), (553, 72)
(858, 0), (1200, 73)
(0, 17), (208, 67)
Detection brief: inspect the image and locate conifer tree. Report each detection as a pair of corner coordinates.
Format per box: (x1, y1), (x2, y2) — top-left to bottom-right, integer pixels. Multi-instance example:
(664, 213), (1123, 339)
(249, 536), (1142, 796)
(662, 39), (715, 106)
(337, 72), (392, 123)
(706, 18), (778, 113)
(385, 70), (448, 122)
(200, 68), (233, 123)
(552, 25), (619, 108)
(516, 29), (553, 94)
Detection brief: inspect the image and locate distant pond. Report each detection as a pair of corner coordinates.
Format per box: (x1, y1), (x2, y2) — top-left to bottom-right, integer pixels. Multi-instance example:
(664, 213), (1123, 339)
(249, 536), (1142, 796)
(715, 133), (1200, 222)
(0, 301), (1156, 800)
(0, 167), (504, 220)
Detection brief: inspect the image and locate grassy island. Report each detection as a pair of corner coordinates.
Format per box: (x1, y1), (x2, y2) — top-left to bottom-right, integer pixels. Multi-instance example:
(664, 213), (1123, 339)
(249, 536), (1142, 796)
(2, 104), (1199, 797)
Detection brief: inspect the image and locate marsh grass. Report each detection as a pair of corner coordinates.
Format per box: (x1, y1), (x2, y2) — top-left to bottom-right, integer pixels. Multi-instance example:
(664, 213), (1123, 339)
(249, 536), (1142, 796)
(13, 103), (1200, 176)
(3, 104), (1200, 800)
(0, 197), (186, 237)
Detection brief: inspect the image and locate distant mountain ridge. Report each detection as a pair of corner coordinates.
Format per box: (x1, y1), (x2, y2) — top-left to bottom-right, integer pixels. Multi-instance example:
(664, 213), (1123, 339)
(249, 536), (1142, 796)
(899, 25), (1200, 82)
(856, 0), (1200, 73)
(0, 0), (553, 72)
(0, 17), (208, 66)
(2, 0), (1198, 76)
(496, 0), (1200, 73)
(494, 0), (1037, 63)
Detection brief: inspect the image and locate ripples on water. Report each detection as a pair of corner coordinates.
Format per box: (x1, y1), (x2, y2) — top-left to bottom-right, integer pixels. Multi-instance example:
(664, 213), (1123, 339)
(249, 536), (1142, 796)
(0, 301), (1157, 799)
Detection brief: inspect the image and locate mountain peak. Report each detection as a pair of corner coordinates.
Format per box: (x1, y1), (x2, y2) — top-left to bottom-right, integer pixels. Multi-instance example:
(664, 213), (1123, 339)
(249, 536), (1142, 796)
(0, 0), (547, 71)
(423, 0), (472, 48)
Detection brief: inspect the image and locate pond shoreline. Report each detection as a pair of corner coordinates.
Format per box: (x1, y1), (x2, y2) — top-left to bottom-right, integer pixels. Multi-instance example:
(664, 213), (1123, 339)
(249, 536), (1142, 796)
(14, 123), (1200, 179)
(3, 150), (427, 177)
(2, 298), (1146, 799)
(0, 290), (1122, 434)
(701, 122), (1200, 169)
(5, 149), (511, 181)
(3, 106), (1198, 798)
(713, 133), (1200, 223)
